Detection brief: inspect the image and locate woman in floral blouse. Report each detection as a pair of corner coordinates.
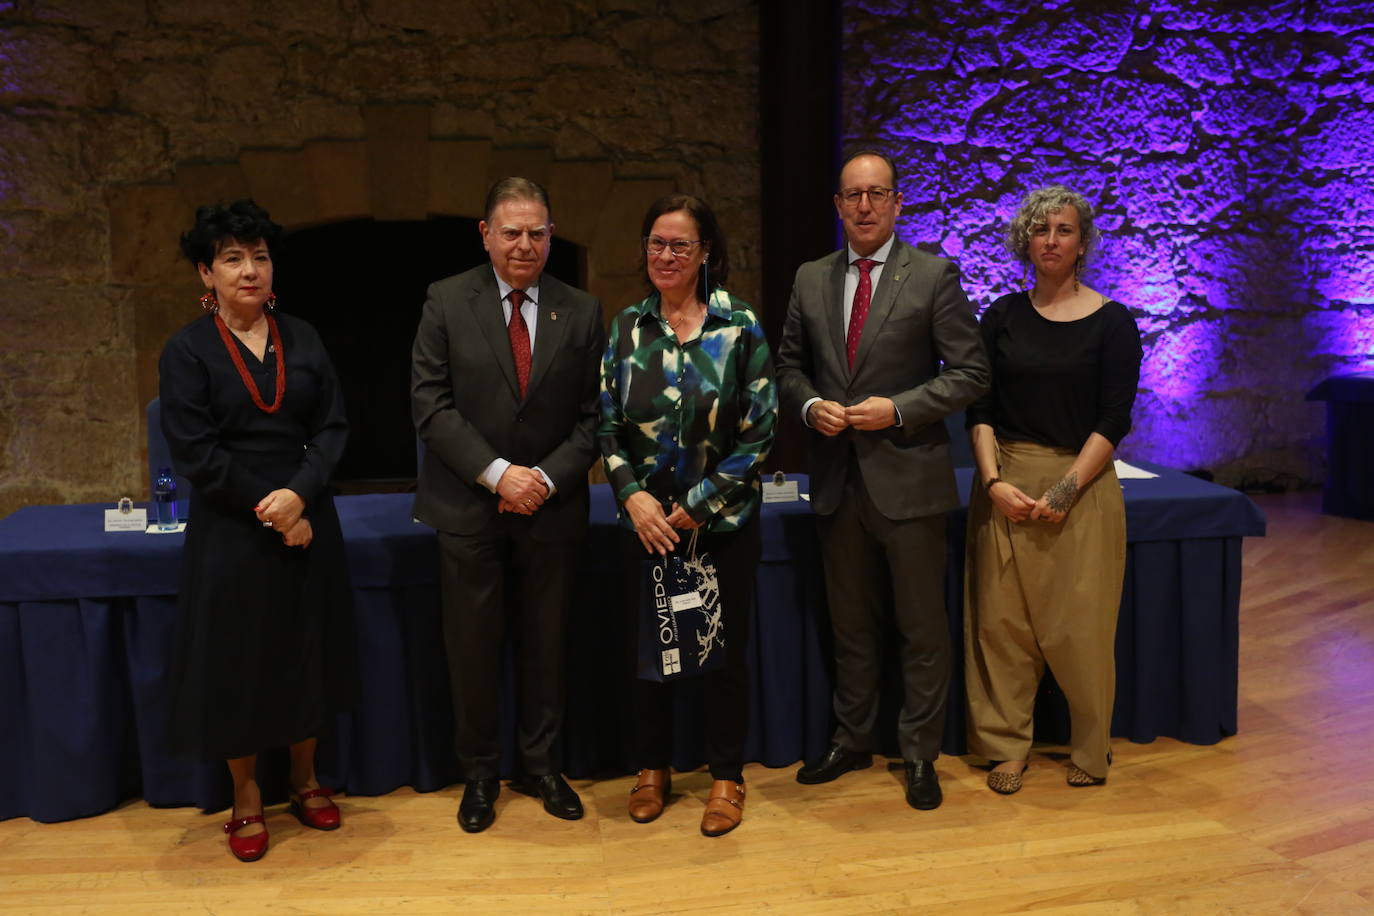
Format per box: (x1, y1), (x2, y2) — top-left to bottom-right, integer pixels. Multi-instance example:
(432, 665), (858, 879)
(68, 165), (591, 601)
(599, 193), (778, 837)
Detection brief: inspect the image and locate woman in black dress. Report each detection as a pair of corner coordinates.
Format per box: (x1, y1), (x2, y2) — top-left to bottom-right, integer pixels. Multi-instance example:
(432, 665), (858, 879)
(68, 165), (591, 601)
(159, 200), (357, 862)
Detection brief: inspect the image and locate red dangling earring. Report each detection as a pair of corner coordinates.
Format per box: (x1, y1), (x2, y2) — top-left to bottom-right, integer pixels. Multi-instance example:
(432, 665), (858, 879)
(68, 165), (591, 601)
(200, 291), (219, 313)
(265, 293), (277, 311)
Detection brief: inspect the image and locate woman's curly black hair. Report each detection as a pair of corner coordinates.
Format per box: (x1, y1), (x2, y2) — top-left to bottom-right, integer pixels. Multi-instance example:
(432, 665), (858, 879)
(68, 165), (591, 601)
(179, 199), (283, 266)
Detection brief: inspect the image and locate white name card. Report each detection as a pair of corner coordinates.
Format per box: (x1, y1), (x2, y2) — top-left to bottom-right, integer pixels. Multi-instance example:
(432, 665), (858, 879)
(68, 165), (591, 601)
(104, 507), (148, 532)
(762, 479), (800, 503)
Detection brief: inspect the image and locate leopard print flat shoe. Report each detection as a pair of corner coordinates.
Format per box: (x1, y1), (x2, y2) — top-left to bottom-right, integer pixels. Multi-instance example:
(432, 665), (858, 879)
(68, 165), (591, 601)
(986, 763), (1026, 795)
(1066, 763), (1106, 787)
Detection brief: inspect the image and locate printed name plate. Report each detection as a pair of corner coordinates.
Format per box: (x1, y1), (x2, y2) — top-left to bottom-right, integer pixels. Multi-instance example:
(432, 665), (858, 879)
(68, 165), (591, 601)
(762, 471), (800, 503)
(104, 507), (148, 532)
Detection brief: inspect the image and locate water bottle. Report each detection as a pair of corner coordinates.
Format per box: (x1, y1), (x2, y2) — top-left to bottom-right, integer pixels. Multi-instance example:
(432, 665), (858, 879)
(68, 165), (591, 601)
(154, 467), (179, 530)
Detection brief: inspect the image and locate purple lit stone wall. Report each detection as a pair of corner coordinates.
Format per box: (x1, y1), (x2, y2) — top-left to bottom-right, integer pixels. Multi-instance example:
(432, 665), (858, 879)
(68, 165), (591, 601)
(843, 1), (1374, 482)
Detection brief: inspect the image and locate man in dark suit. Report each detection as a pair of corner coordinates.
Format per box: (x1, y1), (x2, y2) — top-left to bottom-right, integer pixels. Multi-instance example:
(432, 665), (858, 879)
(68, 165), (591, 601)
(411, 177), (605, 832)
(776, 150), (989, 810)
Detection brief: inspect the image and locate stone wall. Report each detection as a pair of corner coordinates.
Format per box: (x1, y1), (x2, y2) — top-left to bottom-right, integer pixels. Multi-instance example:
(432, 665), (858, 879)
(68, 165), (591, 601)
(842, 0), (1374, 484)
(0, 0), (760, 514)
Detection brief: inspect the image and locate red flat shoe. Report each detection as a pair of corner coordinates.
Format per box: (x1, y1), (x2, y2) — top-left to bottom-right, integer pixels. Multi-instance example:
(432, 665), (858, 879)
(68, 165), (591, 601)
(289, 787), (341, 831)
(224, 814), (268, 862)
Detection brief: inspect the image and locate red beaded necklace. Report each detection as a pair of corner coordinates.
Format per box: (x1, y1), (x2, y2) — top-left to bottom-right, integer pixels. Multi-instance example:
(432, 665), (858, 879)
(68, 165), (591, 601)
(214, 311), (286, 413)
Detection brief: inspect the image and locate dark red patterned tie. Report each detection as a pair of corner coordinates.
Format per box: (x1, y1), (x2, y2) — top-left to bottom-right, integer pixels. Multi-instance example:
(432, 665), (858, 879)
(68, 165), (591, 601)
(845, 258), (878, 368)
(507, 289), (531, 398)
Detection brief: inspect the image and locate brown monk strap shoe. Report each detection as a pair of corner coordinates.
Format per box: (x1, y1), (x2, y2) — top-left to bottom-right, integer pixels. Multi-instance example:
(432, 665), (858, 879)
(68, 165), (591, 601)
(628, 768), (671, 823)
(700, 779), (745, 837)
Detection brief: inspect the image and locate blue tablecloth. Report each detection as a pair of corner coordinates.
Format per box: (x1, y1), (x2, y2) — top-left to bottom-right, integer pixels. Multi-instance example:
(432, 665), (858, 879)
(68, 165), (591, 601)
(0, 463), (1264, 823)
(1307, 374), (1374, 521)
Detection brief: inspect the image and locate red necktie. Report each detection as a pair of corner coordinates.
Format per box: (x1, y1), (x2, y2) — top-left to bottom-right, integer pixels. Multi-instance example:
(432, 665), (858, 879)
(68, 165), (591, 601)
(507, 289), (531, 398)
(846, 258), (878, 368)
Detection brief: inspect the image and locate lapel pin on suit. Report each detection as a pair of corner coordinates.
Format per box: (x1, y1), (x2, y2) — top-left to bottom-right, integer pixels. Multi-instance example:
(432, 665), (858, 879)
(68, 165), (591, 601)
(550, 311), (558, 321)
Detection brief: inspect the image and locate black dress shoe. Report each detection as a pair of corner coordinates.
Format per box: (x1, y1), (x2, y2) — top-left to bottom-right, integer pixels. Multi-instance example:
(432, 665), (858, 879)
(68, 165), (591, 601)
(529, 773), (584, 820)
(458, 778), (499, 833)
(904, 760), (942, 810)
(796, 744), (872, 785)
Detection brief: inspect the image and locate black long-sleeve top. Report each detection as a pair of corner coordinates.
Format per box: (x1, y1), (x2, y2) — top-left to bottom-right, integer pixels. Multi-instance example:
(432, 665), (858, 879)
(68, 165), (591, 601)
(159, 312), (348, 513)
(965, 292), (1142, 450)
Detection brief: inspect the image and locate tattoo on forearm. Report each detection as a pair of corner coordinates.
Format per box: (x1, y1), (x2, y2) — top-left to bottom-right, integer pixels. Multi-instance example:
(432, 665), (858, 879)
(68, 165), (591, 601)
(1044, 472), (1078, 514)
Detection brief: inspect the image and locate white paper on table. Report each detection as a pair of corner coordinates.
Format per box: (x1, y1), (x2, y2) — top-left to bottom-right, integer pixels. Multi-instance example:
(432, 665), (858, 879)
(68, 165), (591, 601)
(1114, 460), (1158, 480)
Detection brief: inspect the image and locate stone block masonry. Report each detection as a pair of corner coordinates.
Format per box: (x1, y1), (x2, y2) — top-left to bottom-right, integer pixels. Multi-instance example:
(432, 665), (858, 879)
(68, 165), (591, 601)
(0, 1), (761, 514)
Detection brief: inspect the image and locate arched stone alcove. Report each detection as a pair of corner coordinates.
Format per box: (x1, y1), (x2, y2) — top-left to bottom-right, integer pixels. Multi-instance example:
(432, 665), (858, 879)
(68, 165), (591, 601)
(112, 103), (677, 481)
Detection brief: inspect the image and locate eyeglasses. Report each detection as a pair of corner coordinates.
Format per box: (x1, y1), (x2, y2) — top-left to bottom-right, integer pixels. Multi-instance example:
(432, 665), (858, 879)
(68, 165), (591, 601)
(837, 187), (896, 207)
(644, 236), (703, 257)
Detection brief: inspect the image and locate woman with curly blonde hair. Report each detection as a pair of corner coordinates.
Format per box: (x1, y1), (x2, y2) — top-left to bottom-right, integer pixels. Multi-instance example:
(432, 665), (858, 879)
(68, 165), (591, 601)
(963, 185), (1142, 794)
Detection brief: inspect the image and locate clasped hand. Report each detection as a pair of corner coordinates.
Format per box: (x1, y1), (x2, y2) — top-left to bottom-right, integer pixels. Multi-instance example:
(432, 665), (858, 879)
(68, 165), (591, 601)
(256, 488), (304, 530)
(988, 480), (1037, 522)
(808, 396), (896, 436)
(1030, 473), (1078, 524)
(989, 476), (1076, 524)
(496, 465), (549, 516)
(281, 518), (313, 547)
(625, 490), (702, 556)
(255, 489), (311, 547)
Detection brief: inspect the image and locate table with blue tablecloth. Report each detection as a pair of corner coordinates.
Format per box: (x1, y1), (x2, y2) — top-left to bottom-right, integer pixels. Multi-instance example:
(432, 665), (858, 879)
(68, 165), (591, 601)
(1307, 373), (1374, 521)
(0, 464), (1264, 823)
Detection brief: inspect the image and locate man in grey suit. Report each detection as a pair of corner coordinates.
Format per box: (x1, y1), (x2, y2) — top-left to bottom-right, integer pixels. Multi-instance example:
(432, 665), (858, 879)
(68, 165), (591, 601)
(776, 150), (989, 809)
(411, 177), (605, 832)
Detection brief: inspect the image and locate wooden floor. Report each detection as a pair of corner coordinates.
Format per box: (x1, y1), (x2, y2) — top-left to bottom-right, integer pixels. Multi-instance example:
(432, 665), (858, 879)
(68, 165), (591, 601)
(4, 491), (1373, 914)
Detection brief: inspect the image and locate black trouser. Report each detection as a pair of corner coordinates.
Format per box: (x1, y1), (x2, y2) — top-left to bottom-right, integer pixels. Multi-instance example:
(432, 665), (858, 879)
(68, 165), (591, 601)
(818, 470), (949, 762)
(438, 519), (576, 781)
(618, 516), (760, 783)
